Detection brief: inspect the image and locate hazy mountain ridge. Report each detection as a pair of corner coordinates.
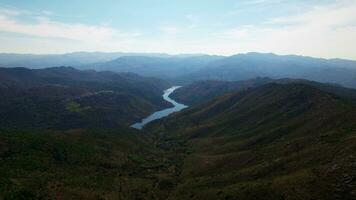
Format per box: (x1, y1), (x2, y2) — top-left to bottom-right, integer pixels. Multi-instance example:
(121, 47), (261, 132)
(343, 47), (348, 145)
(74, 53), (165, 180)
(2, 52), (356, 89)
(0, 52), (219, 70)
(179, 52), (356, 88)
(0, 52), (173, 69)
(96, 55), (223, 78)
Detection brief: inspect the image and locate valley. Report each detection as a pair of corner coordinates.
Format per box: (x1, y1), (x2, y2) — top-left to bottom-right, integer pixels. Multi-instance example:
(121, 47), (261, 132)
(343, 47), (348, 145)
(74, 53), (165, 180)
(0, 53), (355, 200)
(1, 1), (356, 199)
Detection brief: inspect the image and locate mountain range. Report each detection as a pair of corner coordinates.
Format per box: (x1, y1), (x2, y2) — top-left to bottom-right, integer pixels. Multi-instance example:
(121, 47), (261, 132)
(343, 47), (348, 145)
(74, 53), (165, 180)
(0, 52), (356, 199)
(1, 52), (356, 89)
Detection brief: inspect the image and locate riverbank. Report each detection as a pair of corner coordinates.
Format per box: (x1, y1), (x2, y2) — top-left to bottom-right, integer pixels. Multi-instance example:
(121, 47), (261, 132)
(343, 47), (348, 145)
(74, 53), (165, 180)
(131, 86), (188, 129)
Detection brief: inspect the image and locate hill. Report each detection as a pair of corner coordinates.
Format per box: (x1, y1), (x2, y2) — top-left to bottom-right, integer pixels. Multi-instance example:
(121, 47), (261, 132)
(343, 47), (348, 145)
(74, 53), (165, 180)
(172, 77), (356, 106)
(0, 67), (171, 129)
(148, 83), (356, 200)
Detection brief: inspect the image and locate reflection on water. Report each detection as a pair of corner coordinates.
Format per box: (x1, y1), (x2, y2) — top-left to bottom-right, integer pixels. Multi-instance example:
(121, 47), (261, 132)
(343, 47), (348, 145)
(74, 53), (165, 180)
(131, 86), (188, 130)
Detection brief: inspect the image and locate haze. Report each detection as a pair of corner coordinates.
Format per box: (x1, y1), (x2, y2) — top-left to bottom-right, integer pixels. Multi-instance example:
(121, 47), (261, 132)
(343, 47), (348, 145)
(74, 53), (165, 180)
(0, 0), (356, 59)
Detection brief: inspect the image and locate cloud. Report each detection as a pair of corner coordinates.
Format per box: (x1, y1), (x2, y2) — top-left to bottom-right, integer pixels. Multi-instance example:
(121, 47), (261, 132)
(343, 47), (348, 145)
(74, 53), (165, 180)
(0, 7), (139, 43)
(0, 1), (355, 59)
(241, 0), (269, 5)
(0, 7), (31, 16)
(41, 10), (53, 16)
(217, 0), (356, 58)
(184, 14), (200, 29)
(159, 25), (183, 35)
(159, 14), (201, 36)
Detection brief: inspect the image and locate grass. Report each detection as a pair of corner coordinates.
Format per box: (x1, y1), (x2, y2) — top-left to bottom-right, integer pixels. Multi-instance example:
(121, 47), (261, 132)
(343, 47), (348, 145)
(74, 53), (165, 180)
(65, 101), (91, 114)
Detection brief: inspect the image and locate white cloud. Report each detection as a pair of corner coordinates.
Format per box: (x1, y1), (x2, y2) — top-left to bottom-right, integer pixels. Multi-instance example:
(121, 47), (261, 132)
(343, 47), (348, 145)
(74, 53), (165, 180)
(41, 10), (53, 16)
(217, 0), (356, 58)
(185, 14), (200, 29)
(0, 7), (139, 43)
(0, 1), (355, 59)
(159, 25), (183, 35)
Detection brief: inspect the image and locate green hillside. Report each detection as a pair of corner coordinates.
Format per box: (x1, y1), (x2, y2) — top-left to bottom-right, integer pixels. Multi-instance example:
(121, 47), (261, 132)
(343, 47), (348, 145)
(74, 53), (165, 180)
(0, 67), (171, 129)
(172, 78), (356, 106)
(148, 83), (356, 200)
(1, 72), (356, 199)
(0, 128), (183, 200)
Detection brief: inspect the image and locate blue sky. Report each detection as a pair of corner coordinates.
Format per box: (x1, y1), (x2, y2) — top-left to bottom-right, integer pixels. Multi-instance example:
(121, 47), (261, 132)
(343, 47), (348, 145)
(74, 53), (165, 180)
(0, 0), (355, 59)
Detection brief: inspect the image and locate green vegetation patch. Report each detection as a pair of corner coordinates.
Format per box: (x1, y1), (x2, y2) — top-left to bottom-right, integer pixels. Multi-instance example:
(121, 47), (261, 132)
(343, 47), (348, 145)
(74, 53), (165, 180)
(65, 101), (91, 114)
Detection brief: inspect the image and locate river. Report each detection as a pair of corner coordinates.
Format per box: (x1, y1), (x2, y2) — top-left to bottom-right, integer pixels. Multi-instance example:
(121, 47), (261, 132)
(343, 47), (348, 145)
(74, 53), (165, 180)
(130, 86), (188, 130)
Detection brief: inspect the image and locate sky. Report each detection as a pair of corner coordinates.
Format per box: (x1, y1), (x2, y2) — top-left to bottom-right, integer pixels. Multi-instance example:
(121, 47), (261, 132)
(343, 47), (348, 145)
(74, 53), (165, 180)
(0, 0), (355, 59)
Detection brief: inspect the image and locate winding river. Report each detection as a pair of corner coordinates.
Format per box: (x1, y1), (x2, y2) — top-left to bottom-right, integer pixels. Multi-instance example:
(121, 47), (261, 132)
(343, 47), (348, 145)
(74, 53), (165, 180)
(130, 86), (188, 130)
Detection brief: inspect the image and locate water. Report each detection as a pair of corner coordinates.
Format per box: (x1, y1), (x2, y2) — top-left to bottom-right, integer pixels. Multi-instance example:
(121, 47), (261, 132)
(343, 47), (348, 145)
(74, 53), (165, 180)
(131, 86), (188, 129)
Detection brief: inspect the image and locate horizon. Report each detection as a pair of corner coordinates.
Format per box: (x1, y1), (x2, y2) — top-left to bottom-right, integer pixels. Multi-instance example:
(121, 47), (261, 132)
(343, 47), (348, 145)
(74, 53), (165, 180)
(0, 0), (356, 59)
(1, 51), (356, 61)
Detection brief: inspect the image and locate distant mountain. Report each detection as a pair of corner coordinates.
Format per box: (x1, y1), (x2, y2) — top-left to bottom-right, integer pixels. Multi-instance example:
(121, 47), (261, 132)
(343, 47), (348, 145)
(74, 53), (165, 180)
(0, 52), (173, 69)
(96, 55), (223, 78)
(0, 67), (171, 129)
(2, 52), (356, 88)
(180, 52), (356, 88)
(148, 83), (356, 200)
(172, 77), (356, 106)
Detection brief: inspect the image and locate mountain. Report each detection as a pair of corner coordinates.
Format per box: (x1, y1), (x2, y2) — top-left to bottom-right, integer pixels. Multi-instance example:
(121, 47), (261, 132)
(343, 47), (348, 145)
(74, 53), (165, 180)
(171, 77), (273, 106)
(1, 52), (356, 199)
(0, 52), (172, 69)
(171, 77), (356, 106)
(0, 52), (221, 70)
(2, 52), (356, 89)
(96, 55), (223, 78)
(179, 52), (356, 88)
(0, 67), (171, 129)
(147, 83), (356, 200)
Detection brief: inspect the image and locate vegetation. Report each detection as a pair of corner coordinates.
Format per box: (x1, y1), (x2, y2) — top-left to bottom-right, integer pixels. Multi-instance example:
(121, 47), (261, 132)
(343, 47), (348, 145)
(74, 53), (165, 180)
(0, 67), (171, 129)
(0, 128), (183, 200)
(172, 77), (356, 106)
(148, 83), (356, 200)
(1, 65), (356, 199)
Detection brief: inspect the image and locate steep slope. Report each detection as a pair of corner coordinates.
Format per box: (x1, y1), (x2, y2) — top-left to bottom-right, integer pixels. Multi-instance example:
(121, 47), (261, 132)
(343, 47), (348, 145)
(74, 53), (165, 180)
(0, 67), (171, 129)
(148, 83), (356, 200)
(181, 52), (356, 88)
(171, 77), (272, 106)
(172, 78), (356, 106)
